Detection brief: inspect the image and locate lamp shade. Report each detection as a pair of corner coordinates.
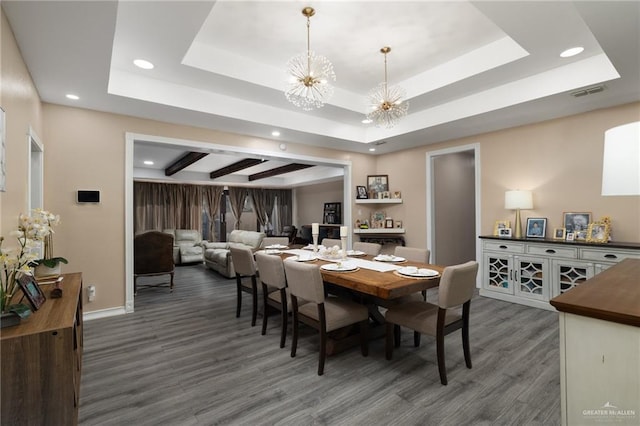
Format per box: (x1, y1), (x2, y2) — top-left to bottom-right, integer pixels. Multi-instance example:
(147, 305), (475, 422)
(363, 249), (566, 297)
(602, 121), (640, 196)
(505, 190), (533, 210)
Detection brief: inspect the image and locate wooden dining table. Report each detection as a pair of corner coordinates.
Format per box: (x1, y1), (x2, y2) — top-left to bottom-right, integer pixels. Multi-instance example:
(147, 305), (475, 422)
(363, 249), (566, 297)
(273, 247), (444, 300)
(267, 247), (444, 354)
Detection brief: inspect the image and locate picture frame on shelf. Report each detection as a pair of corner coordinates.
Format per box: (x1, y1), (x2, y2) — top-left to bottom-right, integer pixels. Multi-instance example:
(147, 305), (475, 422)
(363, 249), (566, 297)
(356, 185), (368, 199)
(385, 218), (394, 228)
(498, 228), (512, 237)
(395, 220), (403, 228)
(367, 175), (389, 199)
(392, 191), (401, 199)
(575, 230), (588, 240)
(563, 212), (591, 234)
(526, 218), (547, 238)
(493, 220), (511, 236)
(17, 274), (46, 311)
(586, 222), (610, 243)
(566, 232), (575, 241)
(381, 191), (390, 199)
(553, 228), (566, 240)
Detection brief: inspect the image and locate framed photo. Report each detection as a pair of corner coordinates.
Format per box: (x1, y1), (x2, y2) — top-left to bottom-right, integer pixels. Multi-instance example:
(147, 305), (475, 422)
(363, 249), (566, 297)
(563, 212), (592, 233)
(498, 228), (512, 237)
(587, 222), (610, 243)
(553, 228), (566, 240)
(385, 218), (394, 228)
(566, 232), (575, 241)
(17, 274), (46, 311)
(395, 220), (403, 228)
(526, 218), (547, 238)
(367, 175), (389, 198)
(356, 185), (368, 199)
(493, 220), (511, 236)
(392, 191), (402, 199)
(575, 230), (588, 241)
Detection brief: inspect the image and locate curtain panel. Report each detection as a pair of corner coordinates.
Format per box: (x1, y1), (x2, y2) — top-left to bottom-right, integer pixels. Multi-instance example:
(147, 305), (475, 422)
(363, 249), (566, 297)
(228, 187), (248, 230)
(275, 189), (293, 234)
(203, 186), (224, 241)
(249, 188), (276, 230)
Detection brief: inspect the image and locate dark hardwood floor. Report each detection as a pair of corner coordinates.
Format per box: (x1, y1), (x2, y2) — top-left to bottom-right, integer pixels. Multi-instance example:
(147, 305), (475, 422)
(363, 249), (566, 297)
(79, 264), (561, 425)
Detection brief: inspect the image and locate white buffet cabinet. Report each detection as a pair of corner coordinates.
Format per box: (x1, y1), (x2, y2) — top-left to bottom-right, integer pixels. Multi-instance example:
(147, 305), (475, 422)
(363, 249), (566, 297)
(479, 236), (640, 311)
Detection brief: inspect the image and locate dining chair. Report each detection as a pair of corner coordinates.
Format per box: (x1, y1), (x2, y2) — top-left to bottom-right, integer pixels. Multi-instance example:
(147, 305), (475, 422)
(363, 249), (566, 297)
(261, 236), (290, 248)
(395, 246), (431, 303)
(353, 241), (382, 256)
(394, 246), (430, 263)
(255, 252), (290, 348)
(229, 246), (259, 326)
(384, 260), (479, 385)
(283, 261), (369, 376)
(321, 238), (342, 248)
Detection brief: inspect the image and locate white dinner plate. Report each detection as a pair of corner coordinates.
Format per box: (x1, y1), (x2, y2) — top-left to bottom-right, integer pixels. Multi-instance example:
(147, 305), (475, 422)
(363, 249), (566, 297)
(287, 255), (317, 262)
(320, 263), (359, 272)
(303, 244), (325, 251)
(265, 244), (288, 249)
(396, 267), (439, 278)
(346, 250), (366, 256)
(373, 255), (406, 262)
(263, 249), (282, 255)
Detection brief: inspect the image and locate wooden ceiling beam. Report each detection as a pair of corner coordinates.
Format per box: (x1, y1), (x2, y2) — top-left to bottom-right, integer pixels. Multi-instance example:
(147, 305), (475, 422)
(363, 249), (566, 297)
(248, 163), (313, 181)
(164, 151), (209, 176)
(209, 158), (266, 179)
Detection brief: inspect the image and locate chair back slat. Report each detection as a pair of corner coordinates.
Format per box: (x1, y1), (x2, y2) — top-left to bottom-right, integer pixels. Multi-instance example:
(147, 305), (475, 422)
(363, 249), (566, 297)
(438, 261), (479, 309)
(255, 252), (286, 289)
(284, 261), (325, 304)
(394, 246), (430, 263)
(230, 246), (257, 276)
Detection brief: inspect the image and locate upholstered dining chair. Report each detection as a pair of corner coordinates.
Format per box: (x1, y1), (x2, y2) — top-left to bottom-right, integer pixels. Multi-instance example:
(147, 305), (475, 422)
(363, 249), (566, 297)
(261, 237), (290, 248)
(353, 241), (382, 256)
(255, 252), (290, 348)
(283, 261), (369, 376)
(321, 238), (342, 248)
(394, 246), (430, 263)
(384, 260), (479, 385)
(229, 246), (259, 326)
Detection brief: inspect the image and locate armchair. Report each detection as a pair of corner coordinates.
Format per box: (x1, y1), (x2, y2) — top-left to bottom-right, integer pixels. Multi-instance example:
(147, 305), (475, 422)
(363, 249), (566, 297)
(163, 229), (204, 264)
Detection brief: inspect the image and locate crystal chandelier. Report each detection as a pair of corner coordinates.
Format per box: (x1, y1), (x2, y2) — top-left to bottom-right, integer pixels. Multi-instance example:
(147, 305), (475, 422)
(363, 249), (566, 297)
(366, 47), (409, 128)
(285, 7), (335, 111)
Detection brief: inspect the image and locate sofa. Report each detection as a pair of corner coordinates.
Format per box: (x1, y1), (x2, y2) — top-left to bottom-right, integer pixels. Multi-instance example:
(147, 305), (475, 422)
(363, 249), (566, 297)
(203, 230), (266, 278)
(163, 229), (204, 265)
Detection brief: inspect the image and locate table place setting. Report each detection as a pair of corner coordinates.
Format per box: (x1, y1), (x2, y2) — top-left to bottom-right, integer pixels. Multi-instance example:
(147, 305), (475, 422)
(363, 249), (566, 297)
(394, 266), (440, 279)
(265, 244), (288, 250)
(320, 261), (359, 273)
(345, 250), (366, 256)
(285, 253), (318, 262)
(373, 254), (406, 263)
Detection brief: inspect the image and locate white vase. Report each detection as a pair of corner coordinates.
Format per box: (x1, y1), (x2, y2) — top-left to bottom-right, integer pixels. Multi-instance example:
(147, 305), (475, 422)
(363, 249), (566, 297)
(35, 264), (61, 278)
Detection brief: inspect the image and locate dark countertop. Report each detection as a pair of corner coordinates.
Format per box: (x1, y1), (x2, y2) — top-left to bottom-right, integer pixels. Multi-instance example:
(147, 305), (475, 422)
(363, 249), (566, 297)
(479, 235), (640, 250)
(549, 259), (640, 327)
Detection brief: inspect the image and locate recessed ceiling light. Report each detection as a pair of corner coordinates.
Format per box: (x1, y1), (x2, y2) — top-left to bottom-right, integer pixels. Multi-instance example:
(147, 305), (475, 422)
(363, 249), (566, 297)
(271, 131), (281, 137)
(560, 47), (584, 58)
(279, 143), (287, 151)
(65, 94), (79, 100)
(134, 59), (154, 69)
(362, 118), (373, 124)
(368, 148), (376, 152)
(143, 160), (154, 165)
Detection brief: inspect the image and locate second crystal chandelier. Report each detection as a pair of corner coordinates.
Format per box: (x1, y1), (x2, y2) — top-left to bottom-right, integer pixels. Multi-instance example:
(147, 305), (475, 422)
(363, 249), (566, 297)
(366, 46), (409, 128)
(285, 7), (336, 111)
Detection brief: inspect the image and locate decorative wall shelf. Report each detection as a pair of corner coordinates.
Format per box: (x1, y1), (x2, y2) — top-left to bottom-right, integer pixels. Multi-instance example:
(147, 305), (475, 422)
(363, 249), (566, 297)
(355, 198), (402, 204)
(354, 228), (405, 234)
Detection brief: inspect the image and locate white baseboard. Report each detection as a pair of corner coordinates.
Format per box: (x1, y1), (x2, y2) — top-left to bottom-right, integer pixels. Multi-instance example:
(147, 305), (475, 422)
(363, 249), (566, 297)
(83, 306), (127, 321)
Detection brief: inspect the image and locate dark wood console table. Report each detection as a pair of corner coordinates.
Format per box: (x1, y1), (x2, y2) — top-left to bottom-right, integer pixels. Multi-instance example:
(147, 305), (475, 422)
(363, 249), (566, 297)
(1, 272), (84, 425)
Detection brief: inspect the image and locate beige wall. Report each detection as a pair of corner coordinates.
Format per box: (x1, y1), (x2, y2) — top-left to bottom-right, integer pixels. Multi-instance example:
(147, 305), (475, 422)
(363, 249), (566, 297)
(0, 9), (43, 235)
(295, 180), (344, 226)
(3, 7), (639, 314)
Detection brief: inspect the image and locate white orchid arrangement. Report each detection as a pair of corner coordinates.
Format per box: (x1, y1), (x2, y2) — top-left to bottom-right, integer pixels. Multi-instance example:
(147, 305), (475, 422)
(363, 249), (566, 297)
(0, 209), (64, 312)
(320, 244), (343, 259)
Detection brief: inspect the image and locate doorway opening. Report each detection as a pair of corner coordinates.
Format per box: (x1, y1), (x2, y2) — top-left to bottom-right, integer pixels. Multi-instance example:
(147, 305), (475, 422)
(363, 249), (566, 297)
(426, 144), (481, 274)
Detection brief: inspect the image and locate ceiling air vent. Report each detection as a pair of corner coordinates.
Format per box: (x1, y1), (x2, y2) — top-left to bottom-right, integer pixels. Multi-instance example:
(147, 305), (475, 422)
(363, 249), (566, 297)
(571, 85), (606, 97)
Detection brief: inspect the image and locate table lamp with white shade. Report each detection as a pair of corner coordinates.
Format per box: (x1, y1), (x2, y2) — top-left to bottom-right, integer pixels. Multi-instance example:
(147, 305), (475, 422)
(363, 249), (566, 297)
(505, 190), (533, 238)
(601, 121), (640, 196)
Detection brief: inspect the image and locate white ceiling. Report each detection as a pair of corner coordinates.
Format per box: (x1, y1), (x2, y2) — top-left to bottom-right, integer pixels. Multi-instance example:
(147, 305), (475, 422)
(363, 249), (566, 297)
(3, 1), (639, 186)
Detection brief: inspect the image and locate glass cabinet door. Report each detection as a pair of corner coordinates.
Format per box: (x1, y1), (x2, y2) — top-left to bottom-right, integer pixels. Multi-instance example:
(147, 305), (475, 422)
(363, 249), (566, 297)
(514, 256), (548, 301)
(483, 253), (514, 294)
